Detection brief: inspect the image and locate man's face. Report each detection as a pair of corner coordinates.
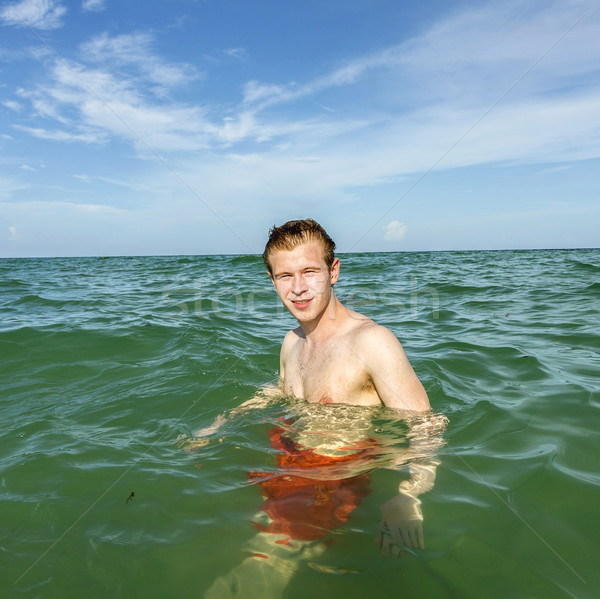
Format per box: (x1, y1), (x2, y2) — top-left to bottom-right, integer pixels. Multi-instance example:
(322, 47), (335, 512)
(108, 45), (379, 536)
(268, 241), (340, 323)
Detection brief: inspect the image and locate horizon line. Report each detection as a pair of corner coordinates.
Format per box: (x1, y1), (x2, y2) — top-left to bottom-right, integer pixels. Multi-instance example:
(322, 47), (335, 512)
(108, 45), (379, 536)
(2, 246), (599, 260)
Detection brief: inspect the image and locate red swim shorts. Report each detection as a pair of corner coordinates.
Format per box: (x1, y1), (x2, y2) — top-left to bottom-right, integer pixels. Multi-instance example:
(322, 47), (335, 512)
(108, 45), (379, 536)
(248, 426), (378, 542)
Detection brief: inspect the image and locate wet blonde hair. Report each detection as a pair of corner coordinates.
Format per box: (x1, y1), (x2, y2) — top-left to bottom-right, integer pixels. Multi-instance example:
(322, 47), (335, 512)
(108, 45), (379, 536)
(262, 219), (336, 275)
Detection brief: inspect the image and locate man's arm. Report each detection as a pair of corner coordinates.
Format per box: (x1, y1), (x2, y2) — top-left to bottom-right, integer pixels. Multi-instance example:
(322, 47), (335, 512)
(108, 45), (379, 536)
(279, 327), (302, 386)
(358, 324), (430, 412)
(179, 381), (283, 451)
(377, 413), (447, 555)
(181, 330), (295, 451)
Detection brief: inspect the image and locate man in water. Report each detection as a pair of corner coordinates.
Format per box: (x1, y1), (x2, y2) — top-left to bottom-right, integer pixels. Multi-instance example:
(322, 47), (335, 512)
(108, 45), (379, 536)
(263, 218), (430, 412)
(198, 219), (443, 597)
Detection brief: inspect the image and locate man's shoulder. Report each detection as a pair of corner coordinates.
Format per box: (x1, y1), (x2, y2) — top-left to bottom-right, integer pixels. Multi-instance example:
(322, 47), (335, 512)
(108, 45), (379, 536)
(342, 308), (398, 342)
(346, 319), (409, 369)
(284, 326), (304, 341)
(348, 318), (399, 348)
(281, 326), (304, 352)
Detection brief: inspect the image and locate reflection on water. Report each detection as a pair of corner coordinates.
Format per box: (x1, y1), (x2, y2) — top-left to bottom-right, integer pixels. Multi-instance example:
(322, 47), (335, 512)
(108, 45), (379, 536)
(194, 398), (448, 598)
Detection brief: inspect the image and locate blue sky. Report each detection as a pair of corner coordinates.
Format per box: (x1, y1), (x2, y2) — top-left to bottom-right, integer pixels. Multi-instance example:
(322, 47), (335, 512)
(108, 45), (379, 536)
(1, 0), (599, 257)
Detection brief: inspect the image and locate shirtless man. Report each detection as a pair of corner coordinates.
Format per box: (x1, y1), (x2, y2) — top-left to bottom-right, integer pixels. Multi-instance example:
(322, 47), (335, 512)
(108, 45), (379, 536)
(264, 218), (430, 412)
(193, 220), (442, 595)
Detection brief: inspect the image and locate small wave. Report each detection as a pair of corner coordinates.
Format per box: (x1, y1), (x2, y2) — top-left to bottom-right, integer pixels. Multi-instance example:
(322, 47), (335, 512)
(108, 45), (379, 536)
(569, 258), (600, 272)
(436, 283), (499, 295)
(550, 458), (600, 487)
(229, 254), (262, 266)
(11, 293), (71, 307)
(0, 277), (30, 290)
(460, 299), (513, 311)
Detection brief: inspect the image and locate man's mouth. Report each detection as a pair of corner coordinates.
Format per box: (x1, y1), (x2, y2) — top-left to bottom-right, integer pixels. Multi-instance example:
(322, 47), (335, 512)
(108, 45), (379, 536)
(291, 298), (312, 309)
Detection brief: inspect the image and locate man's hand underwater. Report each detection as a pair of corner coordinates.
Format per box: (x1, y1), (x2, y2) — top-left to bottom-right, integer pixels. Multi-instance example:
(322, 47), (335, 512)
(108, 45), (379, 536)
(177, 414), (228, 452)
(376, 492), (424, 556)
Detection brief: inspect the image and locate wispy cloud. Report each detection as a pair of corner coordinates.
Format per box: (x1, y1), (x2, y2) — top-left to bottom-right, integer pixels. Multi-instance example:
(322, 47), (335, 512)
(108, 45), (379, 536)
(80, 32), (201, 90)
(13, 124), (103, 143)
(81, 0), (105, 13)
(72, 173), (155, 192)
(6, 1), (600, 207)
(2, 99), (23, 111)
(243, 2), (598, 112)
(0, 0), (598, 256)
(223, 47), (246, 59)
(0, 0), (66, 30)
(242, 80), (285, 104)
(13, 33), (213, 152)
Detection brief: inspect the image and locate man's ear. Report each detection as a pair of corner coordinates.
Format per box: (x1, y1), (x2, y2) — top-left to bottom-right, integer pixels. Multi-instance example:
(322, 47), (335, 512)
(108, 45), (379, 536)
(268, 270), (276, 289)
(330, 258), (340, 285)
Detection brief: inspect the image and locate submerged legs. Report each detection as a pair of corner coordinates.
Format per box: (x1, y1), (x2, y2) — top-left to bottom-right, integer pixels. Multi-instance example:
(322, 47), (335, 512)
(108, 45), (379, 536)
(204, 531), (326, 599)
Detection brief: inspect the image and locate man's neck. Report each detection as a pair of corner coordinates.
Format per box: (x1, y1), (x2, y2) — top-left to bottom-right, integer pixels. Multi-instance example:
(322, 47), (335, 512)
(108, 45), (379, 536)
(298, 292), (348, 346)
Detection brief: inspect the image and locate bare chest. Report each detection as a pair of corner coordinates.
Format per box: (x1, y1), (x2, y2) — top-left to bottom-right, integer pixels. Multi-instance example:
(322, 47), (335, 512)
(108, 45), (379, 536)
(283, 342), (380, 406)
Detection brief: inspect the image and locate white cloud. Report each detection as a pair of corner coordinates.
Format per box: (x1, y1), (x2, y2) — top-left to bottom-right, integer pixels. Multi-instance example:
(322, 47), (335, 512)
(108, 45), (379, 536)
(243, 80), (285, 104)
(250, 0), (600, 112)
(9, 225), (17, 239)
(73, 174), (92, 183)
(72, 173), (154, 191)
(383, 221), (408, 242)
(401, 1), (600, 82)
(16, 50), (213, 151)
(80, 32), (200, 89)
(12, 124), (103, 143)
(81, 0), (105, 13)
(223, 47), (246, 59)
(2, 199), (127, 213)
(237, 1), (600, 121)
(29, 95), (70, 123)
(0, 0), (66, 30)
(229, 2), (600, 173)
(2, 99), (23, 111)
(9, 0), (600, 201)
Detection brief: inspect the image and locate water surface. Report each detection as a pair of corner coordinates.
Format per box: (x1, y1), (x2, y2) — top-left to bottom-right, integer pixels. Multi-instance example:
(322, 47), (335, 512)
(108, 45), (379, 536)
(1, 250), (599, 598)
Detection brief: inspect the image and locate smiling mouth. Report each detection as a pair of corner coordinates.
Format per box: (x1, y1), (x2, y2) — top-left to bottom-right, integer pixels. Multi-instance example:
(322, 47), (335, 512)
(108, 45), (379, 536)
(291, 298), (312, 309)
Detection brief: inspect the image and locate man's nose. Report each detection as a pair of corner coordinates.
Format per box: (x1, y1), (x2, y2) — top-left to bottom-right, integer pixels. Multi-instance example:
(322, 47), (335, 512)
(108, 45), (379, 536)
(291, 274), (307, 294)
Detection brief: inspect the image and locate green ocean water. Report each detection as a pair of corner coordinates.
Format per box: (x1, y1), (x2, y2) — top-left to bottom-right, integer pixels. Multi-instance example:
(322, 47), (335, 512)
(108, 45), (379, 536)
(1, 250), (599, 598)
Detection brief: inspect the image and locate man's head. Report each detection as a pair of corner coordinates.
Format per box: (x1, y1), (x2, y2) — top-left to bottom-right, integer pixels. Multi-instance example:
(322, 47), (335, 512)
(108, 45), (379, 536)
(264, 220), (340, 324)
(262, 219), (336, 275)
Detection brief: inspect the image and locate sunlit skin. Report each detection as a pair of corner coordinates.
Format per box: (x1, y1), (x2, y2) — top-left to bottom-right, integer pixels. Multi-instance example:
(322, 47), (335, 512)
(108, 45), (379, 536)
(268, 240), (430, 412)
